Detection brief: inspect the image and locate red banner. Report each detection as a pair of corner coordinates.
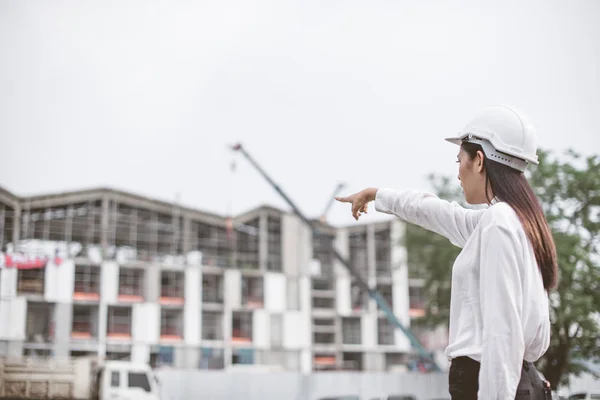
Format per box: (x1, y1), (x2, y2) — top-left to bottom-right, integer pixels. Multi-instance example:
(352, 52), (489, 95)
(0, 253), (62, 269)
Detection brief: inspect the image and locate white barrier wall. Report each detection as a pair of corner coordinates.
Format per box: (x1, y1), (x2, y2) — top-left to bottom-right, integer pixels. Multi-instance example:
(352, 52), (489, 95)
(155, 370), (451, 400)
(155, 369), (600, 400)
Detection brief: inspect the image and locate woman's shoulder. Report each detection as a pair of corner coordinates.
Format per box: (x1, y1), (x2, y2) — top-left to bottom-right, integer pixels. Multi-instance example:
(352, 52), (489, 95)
(480, 201), (521, 231)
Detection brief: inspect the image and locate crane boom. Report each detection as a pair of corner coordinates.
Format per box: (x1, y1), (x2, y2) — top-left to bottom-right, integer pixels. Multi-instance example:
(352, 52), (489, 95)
(230, 143), (438, 370)
(320, 183), (345, 223)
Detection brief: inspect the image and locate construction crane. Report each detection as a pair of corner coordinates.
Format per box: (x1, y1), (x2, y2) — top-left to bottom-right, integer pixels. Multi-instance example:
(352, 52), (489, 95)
(319, 183), (346, 224)
(230, 143), (439, 371)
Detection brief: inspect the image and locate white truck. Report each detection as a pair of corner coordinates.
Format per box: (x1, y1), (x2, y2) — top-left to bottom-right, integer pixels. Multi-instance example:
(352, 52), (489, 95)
(0, 357), (161, 400)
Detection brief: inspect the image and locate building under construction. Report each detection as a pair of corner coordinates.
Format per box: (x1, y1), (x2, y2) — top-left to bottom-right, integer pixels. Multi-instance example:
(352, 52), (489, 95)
(0, 186), (446, 372)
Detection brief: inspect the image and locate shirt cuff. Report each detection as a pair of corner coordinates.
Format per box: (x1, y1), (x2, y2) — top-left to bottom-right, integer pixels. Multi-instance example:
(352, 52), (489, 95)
(374, 188), (395, 214)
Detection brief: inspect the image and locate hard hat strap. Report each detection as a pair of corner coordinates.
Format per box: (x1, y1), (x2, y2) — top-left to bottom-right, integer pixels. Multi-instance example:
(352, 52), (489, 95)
(463, 135), (529, 172)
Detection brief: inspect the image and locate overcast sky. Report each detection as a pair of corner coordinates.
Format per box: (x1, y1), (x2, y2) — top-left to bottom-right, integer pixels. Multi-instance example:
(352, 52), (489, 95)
(1, 0), (599, 226)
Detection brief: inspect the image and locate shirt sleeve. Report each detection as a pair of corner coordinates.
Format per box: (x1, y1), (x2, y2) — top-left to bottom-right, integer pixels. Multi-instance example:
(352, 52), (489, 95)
(374, 188), (485, 247)
(478, 223), (525, 399)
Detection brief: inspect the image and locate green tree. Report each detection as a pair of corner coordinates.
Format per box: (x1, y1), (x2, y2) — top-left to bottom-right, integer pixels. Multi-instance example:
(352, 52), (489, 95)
(405, 149), (600, 389)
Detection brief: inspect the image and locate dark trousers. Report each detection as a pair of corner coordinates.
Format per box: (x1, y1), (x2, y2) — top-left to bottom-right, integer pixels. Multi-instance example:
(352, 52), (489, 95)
(448, 356), (550, 400)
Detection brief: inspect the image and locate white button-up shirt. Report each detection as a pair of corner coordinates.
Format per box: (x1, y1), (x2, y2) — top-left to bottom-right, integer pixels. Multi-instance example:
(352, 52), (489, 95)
(375, 188), (551, 399)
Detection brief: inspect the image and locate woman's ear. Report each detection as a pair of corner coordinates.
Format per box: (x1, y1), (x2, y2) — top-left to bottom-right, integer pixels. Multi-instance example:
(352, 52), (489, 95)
(476, 150), (485, 173)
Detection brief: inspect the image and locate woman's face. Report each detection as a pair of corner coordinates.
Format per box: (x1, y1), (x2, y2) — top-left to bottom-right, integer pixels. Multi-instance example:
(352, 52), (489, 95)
(457, 146), (487, 204)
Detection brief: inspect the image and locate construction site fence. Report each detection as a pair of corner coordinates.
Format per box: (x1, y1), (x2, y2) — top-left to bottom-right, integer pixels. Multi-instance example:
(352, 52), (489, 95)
(155, 370), (450, 400)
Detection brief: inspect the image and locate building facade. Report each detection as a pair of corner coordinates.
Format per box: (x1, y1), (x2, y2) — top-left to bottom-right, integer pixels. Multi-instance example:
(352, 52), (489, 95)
(0, 186), (444, 372)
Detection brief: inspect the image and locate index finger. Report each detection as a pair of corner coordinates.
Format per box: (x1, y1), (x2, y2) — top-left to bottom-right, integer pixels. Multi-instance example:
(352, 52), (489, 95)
(335, 196), (349, 203)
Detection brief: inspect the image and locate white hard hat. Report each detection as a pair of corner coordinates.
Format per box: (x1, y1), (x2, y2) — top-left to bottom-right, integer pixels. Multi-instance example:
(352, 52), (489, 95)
(445, 105), (539, 172)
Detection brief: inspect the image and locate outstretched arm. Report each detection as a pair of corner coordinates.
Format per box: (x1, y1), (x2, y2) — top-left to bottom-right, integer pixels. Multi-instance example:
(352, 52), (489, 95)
(337, 187), (484, 248)
(375, 188), (485, 247)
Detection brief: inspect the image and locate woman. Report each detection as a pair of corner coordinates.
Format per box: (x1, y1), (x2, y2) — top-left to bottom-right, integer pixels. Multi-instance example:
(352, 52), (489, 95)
(336, 105), (557, 399)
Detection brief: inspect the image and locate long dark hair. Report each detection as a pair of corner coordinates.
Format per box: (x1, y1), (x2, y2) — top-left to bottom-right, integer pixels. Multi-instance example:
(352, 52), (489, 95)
(462, 142), (558, 290)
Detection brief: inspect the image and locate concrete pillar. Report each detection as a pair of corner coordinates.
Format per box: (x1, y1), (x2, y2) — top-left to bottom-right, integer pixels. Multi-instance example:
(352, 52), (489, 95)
(21, 206), (30, 240)
(150, 212), (158, 255)
(43, 208), (50, 241)
(282, 215), (300, 277)
(45, 260), (74, 303)
(53, 302), (72, 358)
(361, 313), (376, 349)
(264, 272), (286, 312)
(101, 196), (110, 255)
(259, 211), (268, 271)
(12, 206), (20, 244)
(132, 303), (159, 345)
(65, 205), (74, 243)
(109, 201), (117, 251)
(367, 224), (376, 283)
(97, 304), (107, 358)
(4, 297), (26, 340)
(184, 265), (201, 346)
(367, 225), (377, 313)
(224, 269), (241, 309)
(298, 222), (312, 278)
(0, 204), (5, 250)
(90, 307), (100, 337)
(132, 343), (150, 364)
(86, 201), (95, 245)
(100, 261), (119, 304)
(253, 309), (270, 349)
(145, 266), (160, 303)
(182, 217), (191, 255)
(336, 276), (351, 315)
(0, 267), (17, 300)
(335, 315), (343, 348)
(334, 229), (349, 278)
(223, 310), (232, 369)
(282, 214), (312, 277)
(129, 209), (138, 248)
